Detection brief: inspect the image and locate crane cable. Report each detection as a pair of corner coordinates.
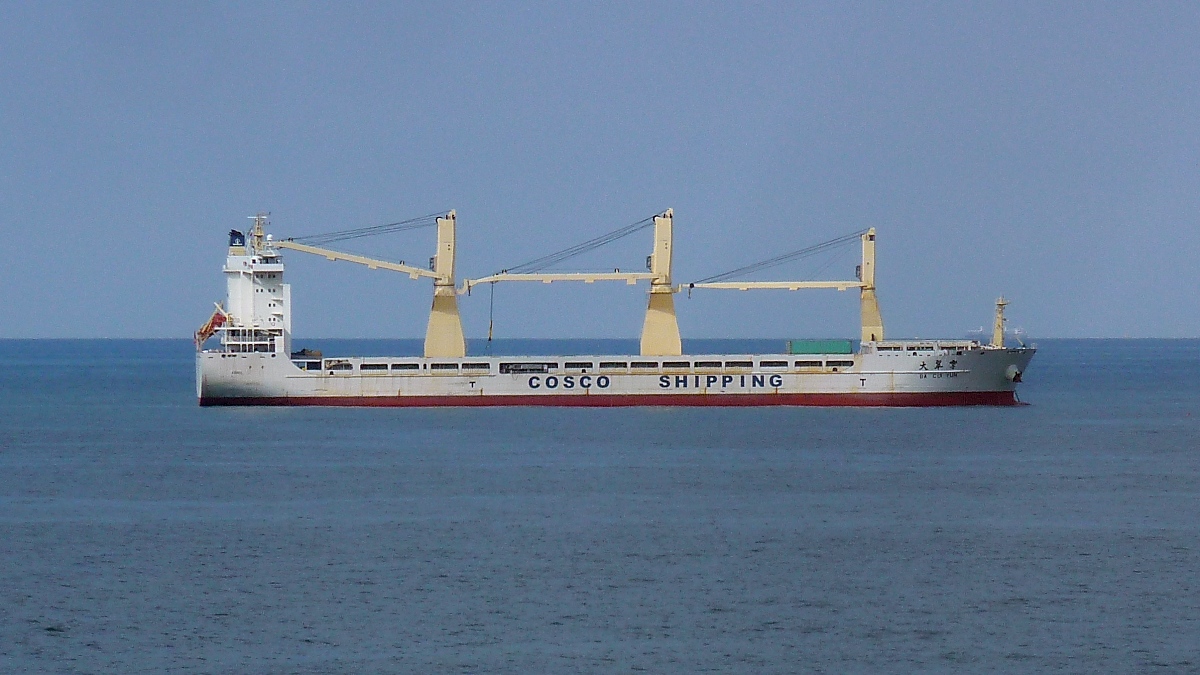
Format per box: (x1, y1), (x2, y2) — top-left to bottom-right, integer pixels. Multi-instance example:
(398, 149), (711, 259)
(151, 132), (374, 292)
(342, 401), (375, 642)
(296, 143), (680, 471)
(287, 211), (446, 246)
(487, 282), (496, 350)
(500, 215), (656, 274)
(483, 213), (657, 343)
(691, 229), (868, 284)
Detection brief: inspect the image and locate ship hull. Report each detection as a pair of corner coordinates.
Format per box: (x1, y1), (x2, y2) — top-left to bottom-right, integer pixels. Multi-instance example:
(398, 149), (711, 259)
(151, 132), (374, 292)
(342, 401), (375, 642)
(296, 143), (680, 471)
(197, 344), (1035, 408)
(200, 391), (1020, 407)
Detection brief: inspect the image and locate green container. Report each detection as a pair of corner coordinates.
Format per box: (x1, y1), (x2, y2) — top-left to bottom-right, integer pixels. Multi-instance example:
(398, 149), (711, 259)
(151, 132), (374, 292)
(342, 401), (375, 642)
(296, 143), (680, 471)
(786, 339), (854, 355)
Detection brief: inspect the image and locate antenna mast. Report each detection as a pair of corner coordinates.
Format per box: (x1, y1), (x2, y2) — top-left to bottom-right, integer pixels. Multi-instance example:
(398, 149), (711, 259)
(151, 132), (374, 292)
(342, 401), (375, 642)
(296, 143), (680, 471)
(248, 213), (269, 254)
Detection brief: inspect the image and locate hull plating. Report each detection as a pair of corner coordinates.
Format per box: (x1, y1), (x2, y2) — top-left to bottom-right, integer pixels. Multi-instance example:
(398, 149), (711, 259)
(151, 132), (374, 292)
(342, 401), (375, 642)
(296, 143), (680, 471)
(200, 391), (1019, 407)
(197, 346), (1035, 408)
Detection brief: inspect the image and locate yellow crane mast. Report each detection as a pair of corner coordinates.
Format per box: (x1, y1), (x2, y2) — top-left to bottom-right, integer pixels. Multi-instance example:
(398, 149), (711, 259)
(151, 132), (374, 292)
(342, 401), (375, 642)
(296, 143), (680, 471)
(276, 211), (466, 358)
(460, 209), (683, 356)
(684, 228), (885, 344)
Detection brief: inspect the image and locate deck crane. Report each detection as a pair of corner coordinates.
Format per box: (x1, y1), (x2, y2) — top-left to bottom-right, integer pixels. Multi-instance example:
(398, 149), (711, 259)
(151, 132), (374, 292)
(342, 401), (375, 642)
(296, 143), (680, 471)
(683, 228), (886, 343)
(275, 211), (467, 358)
(460, 209), (683, 356)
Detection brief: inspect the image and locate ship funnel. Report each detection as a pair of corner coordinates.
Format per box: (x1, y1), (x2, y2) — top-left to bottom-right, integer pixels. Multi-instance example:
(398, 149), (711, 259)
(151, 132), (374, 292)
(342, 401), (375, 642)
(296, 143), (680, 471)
(228, 229), (247, 255)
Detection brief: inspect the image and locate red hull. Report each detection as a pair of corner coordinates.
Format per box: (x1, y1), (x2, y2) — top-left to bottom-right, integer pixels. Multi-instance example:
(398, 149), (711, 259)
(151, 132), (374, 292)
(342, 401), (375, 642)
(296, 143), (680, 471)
(200, 391), (1019, 407)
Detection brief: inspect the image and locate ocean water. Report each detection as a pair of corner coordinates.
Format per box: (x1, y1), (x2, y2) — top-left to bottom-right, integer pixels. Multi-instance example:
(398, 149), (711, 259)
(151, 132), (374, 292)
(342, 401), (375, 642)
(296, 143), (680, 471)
(1, 338), (1198, 673)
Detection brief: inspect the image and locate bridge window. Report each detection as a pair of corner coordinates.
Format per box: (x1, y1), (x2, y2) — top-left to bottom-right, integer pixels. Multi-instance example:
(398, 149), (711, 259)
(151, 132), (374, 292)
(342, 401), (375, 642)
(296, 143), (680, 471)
(391, 363), (419, 370)
(631, 362), (659, 369)
(760, 360), (788, 368)
(599, 362), (627, 369)
(430, 363), (459, 371)
(724, 361), (753, 368)
(826, 360), (854, 367)
(795, 360), (822, 367)
(662, 361), (690, 369)
(462, 363), (491, 371)
(360, 363), (389, 371)
(565, 362), (593, 370)
(694, 361), (722, 368)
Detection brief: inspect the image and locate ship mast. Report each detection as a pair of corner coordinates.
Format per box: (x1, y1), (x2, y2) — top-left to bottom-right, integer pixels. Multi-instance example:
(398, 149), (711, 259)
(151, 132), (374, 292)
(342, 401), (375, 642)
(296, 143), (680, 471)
(425, 211), (467, 358)
(858, 229), (884, 342)
(249, 212), (268, 255)
(991, 296), (1008, 348)
(641, 209), (682, 356)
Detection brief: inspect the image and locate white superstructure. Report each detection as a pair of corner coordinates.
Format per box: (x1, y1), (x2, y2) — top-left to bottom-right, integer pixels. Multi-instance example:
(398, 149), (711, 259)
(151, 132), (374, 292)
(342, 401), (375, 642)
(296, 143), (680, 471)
(211, 214), (291, 357)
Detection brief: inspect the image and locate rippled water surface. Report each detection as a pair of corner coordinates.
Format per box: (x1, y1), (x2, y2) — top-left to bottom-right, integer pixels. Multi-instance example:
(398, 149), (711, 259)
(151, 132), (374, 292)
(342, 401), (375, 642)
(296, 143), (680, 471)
(2, 338), (1198, 673)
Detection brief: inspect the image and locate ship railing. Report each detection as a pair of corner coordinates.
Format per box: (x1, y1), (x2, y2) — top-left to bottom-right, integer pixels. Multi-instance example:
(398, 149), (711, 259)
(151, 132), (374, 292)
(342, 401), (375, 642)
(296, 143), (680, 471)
(870, 340), (982, 354)
(273, 357), (869, 375)
(219, 343), (277, 353)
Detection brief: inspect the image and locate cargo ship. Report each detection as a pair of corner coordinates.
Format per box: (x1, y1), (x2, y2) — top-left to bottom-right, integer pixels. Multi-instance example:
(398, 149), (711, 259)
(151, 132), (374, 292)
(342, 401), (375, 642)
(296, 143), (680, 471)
(195, 211), (1034, 406)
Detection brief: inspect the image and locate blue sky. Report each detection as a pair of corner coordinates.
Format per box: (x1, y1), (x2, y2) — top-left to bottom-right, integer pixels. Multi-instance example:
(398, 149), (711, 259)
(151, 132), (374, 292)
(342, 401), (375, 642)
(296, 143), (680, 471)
(2, 2), (1197, 339)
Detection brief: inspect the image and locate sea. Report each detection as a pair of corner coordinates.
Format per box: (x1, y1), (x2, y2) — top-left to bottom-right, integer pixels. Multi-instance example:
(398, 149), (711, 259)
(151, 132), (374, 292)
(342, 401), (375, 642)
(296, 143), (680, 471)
(1, 338), (1198, 673)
